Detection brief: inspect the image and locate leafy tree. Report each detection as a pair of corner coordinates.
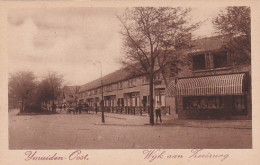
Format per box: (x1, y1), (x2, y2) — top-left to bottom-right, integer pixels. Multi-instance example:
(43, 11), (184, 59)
(9, 71), (63, 113)
(8, 71), (37, 112)
(118, 7), (199, 125)
(213, 6), (251, 65)
(39, 72), (63, 111)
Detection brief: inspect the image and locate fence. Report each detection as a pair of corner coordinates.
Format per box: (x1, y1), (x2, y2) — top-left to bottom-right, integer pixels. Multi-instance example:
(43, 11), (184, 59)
(83, 106), (170, 116)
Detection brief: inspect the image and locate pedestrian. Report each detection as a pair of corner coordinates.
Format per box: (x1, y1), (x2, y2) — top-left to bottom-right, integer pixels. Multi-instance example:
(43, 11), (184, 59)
(75, 104), (78, 114)
(95, 103), (98, 114)
(155, 101), (162, 124)
(52, 103), (56, 112)
(63, 104), (66, 111)
(78, 104), (82, 114)
(86, 104), (89, 114)
(60, 105), (62, 111)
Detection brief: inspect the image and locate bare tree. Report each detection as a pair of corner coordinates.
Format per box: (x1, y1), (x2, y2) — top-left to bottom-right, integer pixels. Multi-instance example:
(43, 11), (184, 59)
(8, 71), (37, 113)
(213, 6), (251, 65)
(118, 7), (200, 125)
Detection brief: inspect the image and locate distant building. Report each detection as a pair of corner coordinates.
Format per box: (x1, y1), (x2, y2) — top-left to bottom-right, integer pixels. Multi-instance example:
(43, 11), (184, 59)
(62, 86), (79, 107)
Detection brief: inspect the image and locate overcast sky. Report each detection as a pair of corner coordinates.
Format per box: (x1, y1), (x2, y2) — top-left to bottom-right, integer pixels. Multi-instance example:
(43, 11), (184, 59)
(7, 7), (222, 86)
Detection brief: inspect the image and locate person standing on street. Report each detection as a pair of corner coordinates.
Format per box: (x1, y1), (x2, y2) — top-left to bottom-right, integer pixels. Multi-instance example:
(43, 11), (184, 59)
(78, 104), (82, 114)
(52, 103), (56, 112)
(94, 103), (98, 114)
(75, 104), (78, 114)
(155, 101), (162, 124)
(86, 104), (89, 114)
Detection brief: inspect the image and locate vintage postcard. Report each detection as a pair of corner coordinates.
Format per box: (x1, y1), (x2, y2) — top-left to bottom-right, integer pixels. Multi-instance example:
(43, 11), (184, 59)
(0, 0), (260, 165)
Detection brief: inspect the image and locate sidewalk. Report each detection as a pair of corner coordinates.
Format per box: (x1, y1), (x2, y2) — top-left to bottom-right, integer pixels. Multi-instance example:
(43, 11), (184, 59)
(163, 118), (252, 129)
(94, 112), (252, 129)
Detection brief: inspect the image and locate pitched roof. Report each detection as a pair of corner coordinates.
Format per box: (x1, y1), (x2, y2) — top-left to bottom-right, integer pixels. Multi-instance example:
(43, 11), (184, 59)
(78, 35), (231, 93)
(188, 35), (231, 53)
(63, 86), (78, 95)
(78, 68), (133, 92)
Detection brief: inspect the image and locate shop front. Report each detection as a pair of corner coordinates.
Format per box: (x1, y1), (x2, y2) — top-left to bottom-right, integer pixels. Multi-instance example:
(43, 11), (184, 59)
(166, 73), (251, 119)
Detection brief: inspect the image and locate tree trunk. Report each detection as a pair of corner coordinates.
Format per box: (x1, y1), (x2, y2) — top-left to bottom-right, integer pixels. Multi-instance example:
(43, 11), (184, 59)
(52, 99), (55, 112)
(149, 76), (154, 125)
(21, 98), (24, 113)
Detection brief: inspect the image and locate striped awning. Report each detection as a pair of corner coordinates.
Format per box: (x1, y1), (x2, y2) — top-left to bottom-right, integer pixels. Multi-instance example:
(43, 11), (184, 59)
(165, 73), (245, 96)
(165, 80), (176, 97)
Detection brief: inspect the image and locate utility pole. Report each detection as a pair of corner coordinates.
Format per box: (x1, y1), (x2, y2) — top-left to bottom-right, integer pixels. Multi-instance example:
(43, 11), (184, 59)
(97, 61), (105, 123)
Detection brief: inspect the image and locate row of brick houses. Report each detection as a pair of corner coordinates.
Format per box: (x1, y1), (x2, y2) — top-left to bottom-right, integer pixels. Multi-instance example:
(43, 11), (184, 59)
(62, 35), (251, 120)
(76, 68), (174, 116)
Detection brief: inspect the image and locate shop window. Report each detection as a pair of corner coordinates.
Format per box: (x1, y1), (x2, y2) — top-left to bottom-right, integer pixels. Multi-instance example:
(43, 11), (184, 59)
(183, 96), (224, 110)
(192, 54), (206, 70)
(233, 95), (247, 115)
(213, 51), (228, 68)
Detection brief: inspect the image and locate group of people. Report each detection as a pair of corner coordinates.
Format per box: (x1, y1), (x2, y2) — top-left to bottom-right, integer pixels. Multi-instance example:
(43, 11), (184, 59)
(62, 103), (92, 115)
(59, 101), (162, 123)
(59, 104), (66, 111)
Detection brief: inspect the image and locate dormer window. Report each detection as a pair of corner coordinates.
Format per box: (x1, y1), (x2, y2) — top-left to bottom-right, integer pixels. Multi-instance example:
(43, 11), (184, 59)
(213, 51), (228, 68)
(192, 54), (206, 70)
(191, 51), (229, 71)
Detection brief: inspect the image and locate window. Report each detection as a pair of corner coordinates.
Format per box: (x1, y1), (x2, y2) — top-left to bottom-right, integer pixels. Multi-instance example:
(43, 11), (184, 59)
(133, 78), (136, 86)
(183, 96), (224, 110)
(213, 51), (228, 68)
(106, 85), (113, 91)
(128, 80), (131, 87)
(192, 54), (206, 70)
(117, 81), (123, 89)
(142, 76), (149, 85)
(128, 79), (136, 87)
(154, 74), (162, 85)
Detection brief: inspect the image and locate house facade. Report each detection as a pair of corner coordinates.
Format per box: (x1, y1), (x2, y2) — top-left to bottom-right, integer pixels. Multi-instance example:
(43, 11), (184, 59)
(76, 35), (251, 120)
(77, 69), (175, 116)
(166, 35), (251, 119)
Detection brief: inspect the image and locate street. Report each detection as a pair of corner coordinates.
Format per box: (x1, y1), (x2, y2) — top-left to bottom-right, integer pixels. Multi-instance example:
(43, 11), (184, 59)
(9, 109), (252, 149)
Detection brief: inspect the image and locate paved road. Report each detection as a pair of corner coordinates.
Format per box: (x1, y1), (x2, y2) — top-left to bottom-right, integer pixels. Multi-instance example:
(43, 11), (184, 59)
(9, 109), (252, 149)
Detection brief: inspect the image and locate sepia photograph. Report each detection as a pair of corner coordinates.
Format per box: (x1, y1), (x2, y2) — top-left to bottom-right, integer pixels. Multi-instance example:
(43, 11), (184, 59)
(7, 6), (252, 150)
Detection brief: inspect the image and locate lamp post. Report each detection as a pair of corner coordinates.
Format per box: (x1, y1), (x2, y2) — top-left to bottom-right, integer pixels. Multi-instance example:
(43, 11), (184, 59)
(96, 61), (105, 123)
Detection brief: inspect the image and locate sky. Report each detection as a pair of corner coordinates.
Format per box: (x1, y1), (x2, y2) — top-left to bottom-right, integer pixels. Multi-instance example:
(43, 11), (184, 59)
(7, 7), (222, 86)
